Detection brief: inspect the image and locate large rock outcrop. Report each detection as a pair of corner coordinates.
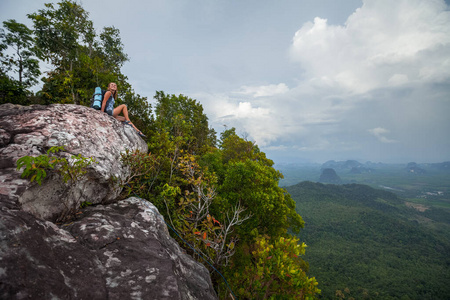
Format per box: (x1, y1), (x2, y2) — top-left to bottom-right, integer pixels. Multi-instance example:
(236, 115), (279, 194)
(0, 103), (147, 220)
(0, 103), (218, 299)
(1, 197), (217, 299)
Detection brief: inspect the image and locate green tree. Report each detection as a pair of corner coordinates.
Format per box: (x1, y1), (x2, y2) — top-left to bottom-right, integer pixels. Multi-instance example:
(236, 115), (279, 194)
(236, 235), (320, 299)
(28, 0), (130, 105)
(154, 91), (216, 155)
(0, 20), (41, 105)
(142, 92), (217, 191)
(0, 73), (27, 105)
(219, 127), (270, 165)
(28, 1), (94, 67)
(28, 0), (95, 103)
(220, 159), (304, 240)
(197, 129), (311, 298)
(208, 128), (304, 239)
(99, 26), (129, 72)
(66, 26), (129, 106)
(0, 20), (41, 89)
(166, 154), (251, 267)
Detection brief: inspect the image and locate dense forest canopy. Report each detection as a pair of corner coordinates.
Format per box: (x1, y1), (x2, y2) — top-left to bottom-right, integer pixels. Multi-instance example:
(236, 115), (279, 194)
(287, 181), (450, 300)
(0, 1), (320, 298)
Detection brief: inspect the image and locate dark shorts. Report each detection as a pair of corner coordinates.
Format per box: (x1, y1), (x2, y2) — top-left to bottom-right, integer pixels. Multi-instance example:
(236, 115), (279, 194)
(106, 108), (113, 116)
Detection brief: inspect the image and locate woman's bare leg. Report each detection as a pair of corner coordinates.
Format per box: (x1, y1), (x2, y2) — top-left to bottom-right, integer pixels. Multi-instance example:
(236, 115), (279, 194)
(113, 104), (141, 132)
(113, 104), (130, 121)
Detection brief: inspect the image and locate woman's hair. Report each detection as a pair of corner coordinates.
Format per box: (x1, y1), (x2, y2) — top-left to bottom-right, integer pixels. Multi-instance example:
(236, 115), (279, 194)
(107, 82), (118, 100)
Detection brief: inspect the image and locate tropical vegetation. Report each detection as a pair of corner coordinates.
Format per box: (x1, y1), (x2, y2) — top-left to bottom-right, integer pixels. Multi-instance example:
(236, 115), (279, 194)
(3, 1), (320, 298)
(286, 181), (450, 300)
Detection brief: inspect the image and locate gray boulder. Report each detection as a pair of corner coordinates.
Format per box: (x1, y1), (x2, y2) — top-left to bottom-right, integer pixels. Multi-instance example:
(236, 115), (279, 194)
(0, 103), (147, 221)
(0, 197), (217, 299)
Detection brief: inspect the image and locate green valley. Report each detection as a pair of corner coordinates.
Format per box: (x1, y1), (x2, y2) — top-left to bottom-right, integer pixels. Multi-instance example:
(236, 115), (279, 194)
(286, 181), (450, 299)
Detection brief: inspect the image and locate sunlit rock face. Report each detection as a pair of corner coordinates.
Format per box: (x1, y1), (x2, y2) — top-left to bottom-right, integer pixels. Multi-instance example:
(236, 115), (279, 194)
(0, 103), (147, 220)
(0, 103), (217, 299)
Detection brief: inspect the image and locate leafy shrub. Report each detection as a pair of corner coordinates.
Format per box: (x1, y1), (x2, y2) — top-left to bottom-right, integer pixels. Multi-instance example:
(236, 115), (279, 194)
(235, 235), (320, 299)
(16, 146), (96, 185)
(16, 146), (97, 221)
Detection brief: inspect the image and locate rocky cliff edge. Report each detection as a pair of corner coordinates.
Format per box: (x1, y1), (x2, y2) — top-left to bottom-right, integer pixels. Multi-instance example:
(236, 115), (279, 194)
(0, 103), (217, 300)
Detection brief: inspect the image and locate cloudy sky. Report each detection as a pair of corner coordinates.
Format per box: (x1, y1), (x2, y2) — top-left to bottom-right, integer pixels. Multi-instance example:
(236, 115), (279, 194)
(2, 0), (450, 164)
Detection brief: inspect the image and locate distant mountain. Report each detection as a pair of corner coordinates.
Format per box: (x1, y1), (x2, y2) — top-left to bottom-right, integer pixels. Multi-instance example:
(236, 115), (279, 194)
(364, 161), (387, 168)
(349, 166), (375, 174)
(277, 159), (450, 190)
(427, 161), (450, 171)
(287, 181), (450, 299)
(319, 160), (450, 171)
(321, 160), (375, 174)
(406, 162), (426, 174)
(322, 160), (362, 170)
(318, 168), (341, 184)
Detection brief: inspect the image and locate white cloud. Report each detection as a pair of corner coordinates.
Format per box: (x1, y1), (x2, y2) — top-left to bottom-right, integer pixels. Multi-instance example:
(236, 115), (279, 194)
(368, 127), (397, 143)
(193, 92), (282, 146)
(290, 0), (450, 93)
(236, 83), (289, 98)
(194, 0), (450, 163)
(388, 74), (409, 86)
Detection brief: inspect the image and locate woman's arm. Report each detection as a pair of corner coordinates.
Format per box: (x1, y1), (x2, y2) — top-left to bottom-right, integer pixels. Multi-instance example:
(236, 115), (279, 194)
(101, 91), (112, 112)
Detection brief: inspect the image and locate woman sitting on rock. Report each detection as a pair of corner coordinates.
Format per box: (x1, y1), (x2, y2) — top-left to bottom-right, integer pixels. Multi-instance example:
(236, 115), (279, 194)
(101, 82), (145, 138)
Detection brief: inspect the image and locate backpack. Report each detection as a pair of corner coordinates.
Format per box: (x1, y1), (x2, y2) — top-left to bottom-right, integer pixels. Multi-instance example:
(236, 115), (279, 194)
(90, 87), (106, 110)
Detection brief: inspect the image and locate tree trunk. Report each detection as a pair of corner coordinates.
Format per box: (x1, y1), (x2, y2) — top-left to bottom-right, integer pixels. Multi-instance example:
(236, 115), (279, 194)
(69, 59), (78, 104)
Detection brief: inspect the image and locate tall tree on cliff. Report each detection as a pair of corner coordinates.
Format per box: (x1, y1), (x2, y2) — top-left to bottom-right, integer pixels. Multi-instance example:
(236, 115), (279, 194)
(0, 20), (40, 104)
(28, 0), (128, 105)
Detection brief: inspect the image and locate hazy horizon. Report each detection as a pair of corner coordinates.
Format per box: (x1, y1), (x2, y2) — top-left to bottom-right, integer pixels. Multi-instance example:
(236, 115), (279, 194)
(2, 0), (450, 165)
(274, 158), (450, 166)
